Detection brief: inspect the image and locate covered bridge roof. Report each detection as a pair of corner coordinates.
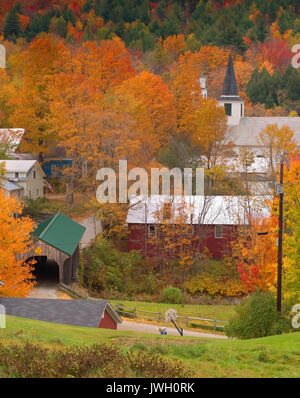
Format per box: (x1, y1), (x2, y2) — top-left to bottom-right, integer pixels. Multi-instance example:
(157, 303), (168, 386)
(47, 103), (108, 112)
(33, 212), (86, 256)
(0, 297), (122, 328)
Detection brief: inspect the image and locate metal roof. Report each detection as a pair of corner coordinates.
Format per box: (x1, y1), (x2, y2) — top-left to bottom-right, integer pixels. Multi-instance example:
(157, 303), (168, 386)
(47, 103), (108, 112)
(0, 297), (122, 328)
(1, 159), (37, 173)
(33, 212), (86, 256)
(2, 179), (23, 191)
(223, 156), (270, 173)
(126, 195), (271, 225)
(227, 117), (300, 147)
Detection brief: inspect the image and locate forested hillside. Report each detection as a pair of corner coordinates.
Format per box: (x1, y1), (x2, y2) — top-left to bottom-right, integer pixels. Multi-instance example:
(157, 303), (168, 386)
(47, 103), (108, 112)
(0, 0), (299, 122)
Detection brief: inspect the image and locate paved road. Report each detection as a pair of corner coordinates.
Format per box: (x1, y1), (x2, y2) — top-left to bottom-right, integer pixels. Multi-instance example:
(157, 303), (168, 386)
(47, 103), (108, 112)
(77, 214), (102, 248)
(118, 320), (227, 339)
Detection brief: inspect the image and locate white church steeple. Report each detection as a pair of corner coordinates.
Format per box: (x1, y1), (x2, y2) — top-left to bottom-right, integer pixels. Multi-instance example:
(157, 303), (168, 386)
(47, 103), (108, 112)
(218, 54), (244, 126)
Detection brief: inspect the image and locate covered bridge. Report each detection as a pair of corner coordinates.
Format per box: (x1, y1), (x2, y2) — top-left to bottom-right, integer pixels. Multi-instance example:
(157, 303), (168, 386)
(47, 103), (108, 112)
(18, 212), (86, 285)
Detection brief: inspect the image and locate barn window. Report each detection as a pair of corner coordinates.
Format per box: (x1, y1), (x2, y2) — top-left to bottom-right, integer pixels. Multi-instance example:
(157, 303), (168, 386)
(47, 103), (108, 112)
(215, 225), (223, 239)
(148, 225), (156, 238)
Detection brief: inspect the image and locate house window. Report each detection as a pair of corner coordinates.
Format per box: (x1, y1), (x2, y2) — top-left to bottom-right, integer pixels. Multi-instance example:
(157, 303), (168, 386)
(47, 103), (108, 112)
(215, 225), (223, 239)
(33, 170), (36, 179)
(148, 225), (156, 238)
(224, 103), (232, 116)
(15, 172), (19, 179)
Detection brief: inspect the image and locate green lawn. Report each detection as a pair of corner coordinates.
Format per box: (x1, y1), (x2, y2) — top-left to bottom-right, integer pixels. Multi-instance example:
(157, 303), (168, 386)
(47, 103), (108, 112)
(1, 315), (300, 377)
(109, 299), (236, 321)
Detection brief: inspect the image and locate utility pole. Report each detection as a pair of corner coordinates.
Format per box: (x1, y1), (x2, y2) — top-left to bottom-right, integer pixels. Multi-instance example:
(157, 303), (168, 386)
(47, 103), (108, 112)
(276, 155), (284, 313)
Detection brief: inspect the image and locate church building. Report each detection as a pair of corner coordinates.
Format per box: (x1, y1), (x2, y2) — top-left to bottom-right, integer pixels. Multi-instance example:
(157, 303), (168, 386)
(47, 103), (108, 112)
(218, 54), (300, 156)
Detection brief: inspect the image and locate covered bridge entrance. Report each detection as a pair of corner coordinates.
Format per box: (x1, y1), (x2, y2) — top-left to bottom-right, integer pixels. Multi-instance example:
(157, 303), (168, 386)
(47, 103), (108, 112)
(20, 213), (86, 285)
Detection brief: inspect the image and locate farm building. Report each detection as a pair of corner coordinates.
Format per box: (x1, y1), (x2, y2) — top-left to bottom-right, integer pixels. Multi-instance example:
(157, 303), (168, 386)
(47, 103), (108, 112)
(0, 298), (122, 330)
(126, 195), (271, 259)
(1, 159), (45, 199)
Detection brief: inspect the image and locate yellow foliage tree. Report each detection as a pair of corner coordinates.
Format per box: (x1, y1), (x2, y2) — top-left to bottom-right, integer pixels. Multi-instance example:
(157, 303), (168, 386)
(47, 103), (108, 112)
(0, 188), (36, 297)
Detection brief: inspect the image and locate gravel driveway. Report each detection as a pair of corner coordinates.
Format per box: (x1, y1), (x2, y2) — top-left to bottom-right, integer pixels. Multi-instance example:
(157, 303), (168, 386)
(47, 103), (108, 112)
(118, 320), (227, 339)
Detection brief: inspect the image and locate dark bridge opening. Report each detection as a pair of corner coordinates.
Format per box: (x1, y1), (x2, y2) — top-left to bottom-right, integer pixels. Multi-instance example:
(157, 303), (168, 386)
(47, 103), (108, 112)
(29, 256), (60, 285)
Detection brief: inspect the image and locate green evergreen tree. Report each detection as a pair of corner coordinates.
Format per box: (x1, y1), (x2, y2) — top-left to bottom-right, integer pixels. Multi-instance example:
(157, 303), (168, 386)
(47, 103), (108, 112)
(278, 11), (294, 34)
(284, 65), (300, 102)
(255, 14), (268, 42)
(82, 0), (93, 13)
(4, 9), (21, 40)
(25, 12), (52, 40)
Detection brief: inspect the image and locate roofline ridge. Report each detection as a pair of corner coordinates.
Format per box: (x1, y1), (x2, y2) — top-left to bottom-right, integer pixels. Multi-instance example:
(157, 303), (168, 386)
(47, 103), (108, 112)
(39, 212), (60, 240)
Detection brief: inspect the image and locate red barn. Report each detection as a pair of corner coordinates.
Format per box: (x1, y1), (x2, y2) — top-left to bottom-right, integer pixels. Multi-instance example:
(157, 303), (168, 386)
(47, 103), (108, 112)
(126, 195), (270, 259)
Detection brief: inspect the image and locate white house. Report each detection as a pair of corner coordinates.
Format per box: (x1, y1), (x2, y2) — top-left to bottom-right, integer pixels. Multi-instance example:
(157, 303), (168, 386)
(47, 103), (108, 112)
(1, 160), (45, 199)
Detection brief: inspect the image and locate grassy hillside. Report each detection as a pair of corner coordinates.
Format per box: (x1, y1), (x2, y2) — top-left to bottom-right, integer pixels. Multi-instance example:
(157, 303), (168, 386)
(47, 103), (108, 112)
(1, 315), (300, 377)
(109, 299), (236, 321)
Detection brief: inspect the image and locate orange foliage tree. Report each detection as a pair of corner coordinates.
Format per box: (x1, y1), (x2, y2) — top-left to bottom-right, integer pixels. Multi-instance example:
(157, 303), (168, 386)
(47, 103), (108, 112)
(234, 216), (278, 292)
(0, 188), (36, 297)
(187, 98), (229, 169)
(114, 71), (177, 165)
(7, 37), (72, 153)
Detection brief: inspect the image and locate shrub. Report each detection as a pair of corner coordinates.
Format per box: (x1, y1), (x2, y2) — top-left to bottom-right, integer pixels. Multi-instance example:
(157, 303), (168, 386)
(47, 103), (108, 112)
(185, 258), (247, 297)
(225, 291), (291, 339)
(80, 240), (143, 295)
(0, 341), (191, 378)
(22, 197), (59, 219)
(161, 286), (182, 304)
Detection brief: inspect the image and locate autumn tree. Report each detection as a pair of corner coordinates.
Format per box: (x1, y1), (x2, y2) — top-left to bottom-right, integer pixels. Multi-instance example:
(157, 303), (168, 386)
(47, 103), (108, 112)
(281, 161), (300, 302)
(258, 124), (296, 182)
(47, 38), (136, 201)
(150, 198), (195, 287)
(0, 188), (36, 297)
(7, 37), (72, 154)
(234, 216), (278, 292)
(168, 47), (229, 129)
(188, 98), (229, 169)
(114, 71), (177, 166)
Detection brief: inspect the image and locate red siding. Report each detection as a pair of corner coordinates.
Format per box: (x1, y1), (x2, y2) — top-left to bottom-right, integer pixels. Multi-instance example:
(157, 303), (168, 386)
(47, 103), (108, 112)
(128, 223), (238, 259)
(98, 309), (117, 330)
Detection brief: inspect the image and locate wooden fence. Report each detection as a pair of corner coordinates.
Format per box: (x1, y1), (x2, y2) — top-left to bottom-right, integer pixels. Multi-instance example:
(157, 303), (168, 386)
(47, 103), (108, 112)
(113, 304), (228, 331)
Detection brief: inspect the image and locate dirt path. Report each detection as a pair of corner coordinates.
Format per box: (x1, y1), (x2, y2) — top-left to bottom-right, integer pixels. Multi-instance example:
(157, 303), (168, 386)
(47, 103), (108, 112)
(118, 320), (227, 339)
(76, 214), (102, 248)
(28, 284), (72, 300)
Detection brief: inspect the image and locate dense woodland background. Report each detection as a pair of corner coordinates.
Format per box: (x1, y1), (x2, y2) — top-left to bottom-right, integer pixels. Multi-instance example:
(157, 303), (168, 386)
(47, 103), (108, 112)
(0, 1), (299, 301)
(0, 0), (299, 120)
